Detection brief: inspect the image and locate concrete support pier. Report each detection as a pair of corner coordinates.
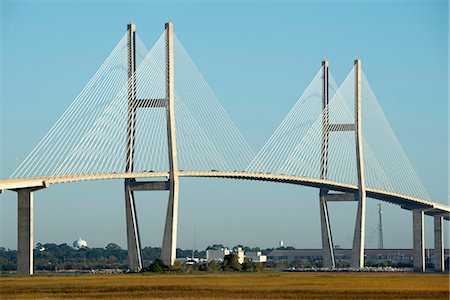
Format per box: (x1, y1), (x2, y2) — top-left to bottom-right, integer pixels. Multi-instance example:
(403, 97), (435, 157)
(433, 215), (444, 272)
(351, 59), (367, 269)
(413, 209), (425, 272)
(160, 22), (179, 267)
(319, 60), (335, 269)
(17, 189), (34, 275)
(124, 22), (143, 272)
(319, 195), (335, 268)
(161, 179), (179, 266)
(124, 180), (142, 271)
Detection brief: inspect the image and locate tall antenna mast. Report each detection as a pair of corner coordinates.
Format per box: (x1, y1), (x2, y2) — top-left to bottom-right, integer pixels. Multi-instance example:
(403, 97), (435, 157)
(378, 203), (384, 249)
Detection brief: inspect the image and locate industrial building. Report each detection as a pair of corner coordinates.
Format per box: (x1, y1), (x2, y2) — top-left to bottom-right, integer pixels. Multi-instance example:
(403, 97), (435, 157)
(246, 251), (267, 263)
(206, 248), (230, 262)
(267, 248), (450, 265)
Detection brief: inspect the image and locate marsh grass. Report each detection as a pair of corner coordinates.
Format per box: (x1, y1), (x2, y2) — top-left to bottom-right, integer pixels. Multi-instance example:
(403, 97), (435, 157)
(1, 272), (449, 299)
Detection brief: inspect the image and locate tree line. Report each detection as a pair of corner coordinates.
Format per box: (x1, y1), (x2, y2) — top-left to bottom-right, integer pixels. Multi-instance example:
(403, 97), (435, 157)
(0, 244), (206, 271)
(0, 243), (278, 272)
(141, 254), (265, 273)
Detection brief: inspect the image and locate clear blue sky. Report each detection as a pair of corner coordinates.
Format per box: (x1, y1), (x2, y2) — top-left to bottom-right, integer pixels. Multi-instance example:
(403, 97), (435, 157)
(1, 0), (448, 250)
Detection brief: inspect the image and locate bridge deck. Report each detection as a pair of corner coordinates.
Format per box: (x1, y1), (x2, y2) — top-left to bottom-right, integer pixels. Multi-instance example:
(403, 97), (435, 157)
(0, 171), (448, 220)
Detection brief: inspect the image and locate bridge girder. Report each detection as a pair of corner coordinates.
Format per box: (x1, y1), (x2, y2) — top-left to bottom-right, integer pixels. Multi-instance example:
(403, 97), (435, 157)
(2, 171), (448, 220)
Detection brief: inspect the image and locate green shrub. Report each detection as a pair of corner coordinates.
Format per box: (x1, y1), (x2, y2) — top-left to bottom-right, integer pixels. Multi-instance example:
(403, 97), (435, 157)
(221, 254), (242, 272)
(141, 259), (169, 273)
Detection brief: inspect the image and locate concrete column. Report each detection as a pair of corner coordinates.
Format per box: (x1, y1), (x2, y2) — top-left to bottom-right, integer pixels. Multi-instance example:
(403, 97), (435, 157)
(17, 190), (33, 275)
(320, 60), (330, 179)
(351, 201), (366, 268)
(319, 61), (335, 268)
(319, 193), (335, 268)
(413, 209), (425, 272)
(124, 180), (142, 271)
(351, 59), (367, 269)
(433, 216), (444, 272)
(161, 22), (179, 267)
(126, 23), (136, 173)
(161, 179), (179, 266)
(123, 23), (142, 272)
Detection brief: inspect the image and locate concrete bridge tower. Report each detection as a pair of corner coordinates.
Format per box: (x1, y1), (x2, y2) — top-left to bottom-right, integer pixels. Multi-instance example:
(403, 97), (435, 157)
(124, 22), (178, 271)
(319, 59), (367, 269)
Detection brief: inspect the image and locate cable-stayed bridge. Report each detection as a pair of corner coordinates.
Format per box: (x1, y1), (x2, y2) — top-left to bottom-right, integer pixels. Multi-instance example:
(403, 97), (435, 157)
(1, 23), (448, 274)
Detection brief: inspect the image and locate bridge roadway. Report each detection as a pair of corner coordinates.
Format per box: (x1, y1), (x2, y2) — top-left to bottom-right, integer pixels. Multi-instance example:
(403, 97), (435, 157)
(1, 171), (448, 220)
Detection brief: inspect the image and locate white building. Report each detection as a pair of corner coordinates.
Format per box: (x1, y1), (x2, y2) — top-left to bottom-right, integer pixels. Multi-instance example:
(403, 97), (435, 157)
(245, 251), (267, 263)
(177, 257), (203, 265)
(206, 247), (266, 264)
(72, 237), (88, 249)
(235, 247), (245, 264)
(206, 248), (230, 262)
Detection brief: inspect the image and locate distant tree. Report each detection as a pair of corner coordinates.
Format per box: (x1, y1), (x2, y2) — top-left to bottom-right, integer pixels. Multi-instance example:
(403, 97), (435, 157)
(198, 263), (208, 272)
(141, 259), (169, 273)
(86, 247), (103, 260)
(241, 258), (256, 272)
(266, 261), (288, 269)
(242, 246), (261, 252)
(105, 243), (122, 250)
(261, 248), (274, 255)
(208, 260), (219, 272)
(170, 260), (183, 272)
(0, 247), (16, 263)
(221, 254), (241, 272)
(336, 260), (350, 268)
(183, 264), (195, 274)
(141, 247), (161, 262)
(197, 250), (207, 259)
(276, 246), (295, 250)
(176, 248), (197, 259)
(206, 244), (224, 250)
(392, 262), (412, 268)
(255, 262), (265, 272)
(104, 243), (126, 262)
(0, 256), (15, 271)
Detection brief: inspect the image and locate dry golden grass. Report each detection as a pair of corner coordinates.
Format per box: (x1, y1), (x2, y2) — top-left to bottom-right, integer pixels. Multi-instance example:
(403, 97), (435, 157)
(1, 272), (449, 299)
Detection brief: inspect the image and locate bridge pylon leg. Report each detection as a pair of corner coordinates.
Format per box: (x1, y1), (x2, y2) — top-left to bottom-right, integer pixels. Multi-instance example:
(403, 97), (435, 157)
(160, 22), (179, 267)
(319, 61), (335, 269)
(124, 179), (142, 271)
(17, 189), (34, 275)
(319, 191), (335, 268)
(161, 177), (179, 266)
(350, 59), (367, 269)
(124, 22), (142, 272)
(433, 216), (444, 272)
(351, 194), (366, 268)
(412, 209), (425, 272)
